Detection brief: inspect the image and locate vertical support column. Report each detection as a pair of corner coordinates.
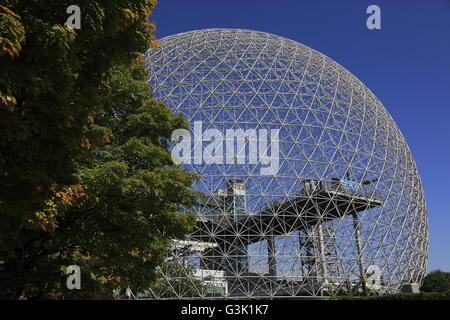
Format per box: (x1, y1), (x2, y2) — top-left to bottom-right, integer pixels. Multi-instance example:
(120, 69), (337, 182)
(267, 234), (277, 293)
(318, 224), (329, 287)
(298, 232), (307, 278)
(352, 212), (366, 283)
(312, 196), (328, 292)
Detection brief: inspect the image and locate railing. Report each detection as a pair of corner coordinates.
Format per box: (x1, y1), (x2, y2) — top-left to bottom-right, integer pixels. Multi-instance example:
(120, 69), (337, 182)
(192, 178), (383, 223)
(300, 178), (382, 201)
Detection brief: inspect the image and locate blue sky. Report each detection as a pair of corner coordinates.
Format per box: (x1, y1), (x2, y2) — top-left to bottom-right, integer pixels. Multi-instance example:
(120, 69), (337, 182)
(151, 0), (450, 272)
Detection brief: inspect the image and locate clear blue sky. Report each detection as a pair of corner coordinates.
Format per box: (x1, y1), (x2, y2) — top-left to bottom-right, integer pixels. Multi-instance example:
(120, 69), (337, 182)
(151, 0), (450, 273)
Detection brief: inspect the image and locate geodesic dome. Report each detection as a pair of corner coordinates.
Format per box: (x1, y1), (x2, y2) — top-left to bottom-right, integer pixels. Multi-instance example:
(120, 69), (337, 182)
(144, 28), (428, 298)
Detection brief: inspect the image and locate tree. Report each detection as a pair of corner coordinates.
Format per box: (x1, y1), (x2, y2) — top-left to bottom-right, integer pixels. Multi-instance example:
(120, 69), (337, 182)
(421, 270), (450, 293)
(0, 1), (200, 299)
(0, 56), (200, 299)
(0, 0), (158, 259)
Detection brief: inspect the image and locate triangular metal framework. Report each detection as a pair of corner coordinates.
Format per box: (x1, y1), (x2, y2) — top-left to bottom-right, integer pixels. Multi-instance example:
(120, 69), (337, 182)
(144, 29), (428, 299)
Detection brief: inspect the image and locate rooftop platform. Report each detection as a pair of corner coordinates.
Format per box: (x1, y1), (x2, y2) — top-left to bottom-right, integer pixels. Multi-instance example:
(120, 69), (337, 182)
(189, 179), (382, 247)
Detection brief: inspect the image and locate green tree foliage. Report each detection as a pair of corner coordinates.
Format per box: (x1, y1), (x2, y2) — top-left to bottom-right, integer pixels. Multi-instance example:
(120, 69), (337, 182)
(1, 56), (200, 299)
(421, 270), (450, 293)
(0, 0), (200, 299)
(0, 0), (158, 254)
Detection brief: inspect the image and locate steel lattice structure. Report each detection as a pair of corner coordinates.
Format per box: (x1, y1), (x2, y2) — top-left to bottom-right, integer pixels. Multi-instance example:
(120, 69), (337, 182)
(144, 29), (428, 298)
